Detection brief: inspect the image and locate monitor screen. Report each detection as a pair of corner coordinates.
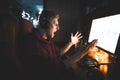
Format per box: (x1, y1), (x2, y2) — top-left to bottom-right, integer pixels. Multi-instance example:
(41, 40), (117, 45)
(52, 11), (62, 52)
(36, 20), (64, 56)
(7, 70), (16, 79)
(88, 14), (120, 54)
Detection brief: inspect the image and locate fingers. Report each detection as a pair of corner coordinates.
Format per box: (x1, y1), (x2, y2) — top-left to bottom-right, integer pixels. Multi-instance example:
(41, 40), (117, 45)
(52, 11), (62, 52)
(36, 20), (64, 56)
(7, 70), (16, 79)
(71, 32), (83, 45)
(91, 39), (98, 46)
(74, 32), (83, 39)
(77, 35), (83, 40)
(75, 32), (79, 36)
(71, 33), (73, 37)
(88, 39), (98, 49)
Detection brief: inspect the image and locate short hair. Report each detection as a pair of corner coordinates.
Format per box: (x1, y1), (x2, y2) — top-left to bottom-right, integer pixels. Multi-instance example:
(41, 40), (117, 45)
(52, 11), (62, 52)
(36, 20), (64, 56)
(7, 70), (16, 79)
(39, 10), (59, 29)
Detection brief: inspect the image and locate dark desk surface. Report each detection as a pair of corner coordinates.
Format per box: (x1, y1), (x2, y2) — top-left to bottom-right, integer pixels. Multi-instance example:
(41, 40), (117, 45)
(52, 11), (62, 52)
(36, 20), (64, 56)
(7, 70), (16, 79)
(71, 59), (120, 80)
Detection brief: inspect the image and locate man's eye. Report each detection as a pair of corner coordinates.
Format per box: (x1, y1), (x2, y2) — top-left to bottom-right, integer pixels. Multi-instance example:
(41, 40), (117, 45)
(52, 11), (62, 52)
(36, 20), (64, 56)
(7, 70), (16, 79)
(56, 24), (59, 26)
(54, 23), (58, 26)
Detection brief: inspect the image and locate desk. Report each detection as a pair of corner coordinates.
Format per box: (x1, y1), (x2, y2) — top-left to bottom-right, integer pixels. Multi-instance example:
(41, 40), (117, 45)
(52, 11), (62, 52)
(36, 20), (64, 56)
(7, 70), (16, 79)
(71, 57), (118, 80)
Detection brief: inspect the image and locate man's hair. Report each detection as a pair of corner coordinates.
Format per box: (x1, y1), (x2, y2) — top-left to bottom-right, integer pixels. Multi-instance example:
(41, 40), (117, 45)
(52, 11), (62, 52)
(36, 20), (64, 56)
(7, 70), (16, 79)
(39, 10), (59, 29)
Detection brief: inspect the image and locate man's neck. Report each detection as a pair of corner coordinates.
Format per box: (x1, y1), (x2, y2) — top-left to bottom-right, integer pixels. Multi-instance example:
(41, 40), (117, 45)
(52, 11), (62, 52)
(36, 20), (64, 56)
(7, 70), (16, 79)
(39, 29), (48, 40)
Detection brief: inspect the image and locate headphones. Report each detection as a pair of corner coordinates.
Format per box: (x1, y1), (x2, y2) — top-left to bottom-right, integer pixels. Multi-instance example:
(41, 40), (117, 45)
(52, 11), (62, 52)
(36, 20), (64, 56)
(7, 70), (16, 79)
(39, 11), (51, 29)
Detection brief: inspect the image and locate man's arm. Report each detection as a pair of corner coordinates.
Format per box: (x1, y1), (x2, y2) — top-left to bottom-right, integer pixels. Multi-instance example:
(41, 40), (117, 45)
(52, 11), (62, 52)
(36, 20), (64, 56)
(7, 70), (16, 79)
(60, 32), (83, 56)
(63, 39), (98, 68)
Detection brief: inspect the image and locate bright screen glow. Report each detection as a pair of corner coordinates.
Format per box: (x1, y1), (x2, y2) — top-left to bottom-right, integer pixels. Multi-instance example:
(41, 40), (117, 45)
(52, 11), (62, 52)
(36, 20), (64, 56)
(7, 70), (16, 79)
(88, 14), (120, 54)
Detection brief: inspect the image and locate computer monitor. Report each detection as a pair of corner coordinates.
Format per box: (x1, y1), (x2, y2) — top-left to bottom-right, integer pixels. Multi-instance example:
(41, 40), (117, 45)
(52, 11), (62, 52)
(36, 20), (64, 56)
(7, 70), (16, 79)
(88, 14), (120, 54)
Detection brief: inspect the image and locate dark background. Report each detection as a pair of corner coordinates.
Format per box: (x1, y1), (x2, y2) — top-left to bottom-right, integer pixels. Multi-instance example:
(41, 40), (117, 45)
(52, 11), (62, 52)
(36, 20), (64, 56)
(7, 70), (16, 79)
(0, 0), (120, 80)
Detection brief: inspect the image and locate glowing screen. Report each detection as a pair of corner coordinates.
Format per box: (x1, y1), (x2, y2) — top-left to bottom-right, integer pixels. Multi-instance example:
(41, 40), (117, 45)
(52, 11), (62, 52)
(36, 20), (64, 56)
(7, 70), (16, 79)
(88, 14), (120, 54)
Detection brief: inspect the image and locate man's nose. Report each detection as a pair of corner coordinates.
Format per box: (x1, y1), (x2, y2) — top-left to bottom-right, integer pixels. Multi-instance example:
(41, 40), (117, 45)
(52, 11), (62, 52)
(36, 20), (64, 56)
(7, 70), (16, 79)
(57, 26), (60, 30)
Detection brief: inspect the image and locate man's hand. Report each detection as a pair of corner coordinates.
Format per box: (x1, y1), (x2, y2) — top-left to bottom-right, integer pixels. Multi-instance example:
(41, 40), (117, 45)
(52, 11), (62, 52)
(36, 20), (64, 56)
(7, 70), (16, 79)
(71, 32), (83, 45)
(86, 39), (98, 53)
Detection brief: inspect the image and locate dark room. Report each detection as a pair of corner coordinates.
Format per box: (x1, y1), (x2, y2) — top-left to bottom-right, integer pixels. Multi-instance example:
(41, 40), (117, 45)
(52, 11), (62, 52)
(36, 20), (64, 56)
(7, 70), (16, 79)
(0, 0), (120, 80)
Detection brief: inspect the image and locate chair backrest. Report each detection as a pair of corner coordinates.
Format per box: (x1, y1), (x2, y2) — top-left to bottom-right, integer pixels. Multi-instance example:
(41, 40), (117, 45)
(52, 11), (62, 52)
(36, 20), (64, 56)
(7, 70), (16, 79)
(0, 14), (23, 79)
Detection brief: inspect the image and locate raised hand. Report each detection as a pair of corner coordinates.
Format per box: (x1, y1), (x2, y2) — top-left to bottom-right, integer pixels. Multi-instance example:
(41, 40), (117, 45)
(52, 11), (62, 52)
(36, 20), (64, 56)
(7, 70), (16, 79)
(71, 32), (83, 45)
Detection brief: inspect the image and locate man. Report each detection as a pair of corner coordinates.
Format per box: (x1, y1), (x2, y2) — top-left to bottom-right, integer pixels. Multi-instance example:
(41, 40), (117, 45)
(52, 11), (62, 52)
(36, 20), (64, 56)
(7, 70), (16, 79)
(18, 10), (98, 80)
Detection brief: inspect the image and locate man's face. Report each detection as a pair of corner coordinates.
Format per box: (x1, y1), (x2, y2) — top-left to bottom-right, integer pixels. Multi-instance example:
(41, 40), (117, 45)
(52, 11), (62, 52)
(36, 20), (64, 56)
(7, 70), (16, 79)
(48, 17), (60, 38)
